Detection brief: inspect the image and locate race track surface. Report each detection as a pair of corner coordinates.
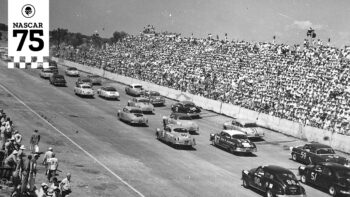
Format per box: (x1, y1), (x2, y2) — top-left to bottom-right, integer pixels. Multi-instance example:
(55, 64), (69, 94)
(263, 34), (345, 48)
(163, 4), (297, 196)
(0, 61), (336, 197)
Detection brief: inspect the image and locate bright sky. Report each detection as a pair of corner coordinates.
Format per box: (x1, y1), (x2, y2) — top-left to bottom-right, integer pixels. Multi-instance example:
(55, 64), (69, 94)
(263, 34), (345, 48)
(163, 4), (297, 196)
(1, 0), (350, 47)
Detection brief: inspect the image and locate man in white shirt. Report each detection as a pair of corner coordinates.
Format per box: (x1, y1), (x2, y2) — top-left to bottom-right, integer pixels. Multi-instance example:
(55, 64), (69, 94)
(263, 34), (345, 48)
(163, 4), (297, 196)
(60, 173), (72, 197)
(47, 153), (58, 182)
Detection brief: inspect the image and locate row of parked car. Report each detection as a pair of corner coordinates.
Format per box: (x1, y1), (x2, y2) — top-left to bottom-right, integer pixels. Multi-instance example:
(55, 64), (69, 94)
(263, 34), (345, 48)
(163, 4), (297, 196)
(36, 63), (350, 197)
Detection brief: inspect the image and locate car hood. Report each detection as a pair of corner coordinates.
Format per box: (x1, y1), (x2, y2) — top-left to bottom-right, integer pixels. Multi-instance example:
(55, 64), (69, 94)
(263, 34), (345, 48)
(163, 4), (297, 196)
(243, 127), (260, 135)
(318, 154), (348, 164)
(173, 132), (192, 139)
(137, 103), (154, 108)
(150, 96), (163, 101)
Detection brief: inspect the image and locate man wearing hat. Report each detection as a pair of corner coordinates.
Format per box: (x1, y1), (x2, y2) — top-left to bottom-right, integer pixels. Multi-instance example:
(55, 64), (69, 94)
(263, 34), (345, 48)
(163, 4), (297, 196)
(35, 183), (49, 197)
(17, 144), (26, 156)
(60, 173), (72, 197)
(43, 147), (53, 175)
(47, 153), (58, 182)
(13, 130), (22, 145)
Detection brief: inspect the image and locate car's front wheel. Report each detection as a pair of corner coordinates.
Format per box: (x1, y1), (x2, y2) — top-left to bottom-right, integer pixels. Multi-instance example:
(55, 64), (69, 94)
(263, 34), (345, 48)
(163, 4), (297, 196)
(300, 174), (307, 183)
(329, 185), (337, 197)
(266, 190), (275, 197)
(242, 178), (249, 188)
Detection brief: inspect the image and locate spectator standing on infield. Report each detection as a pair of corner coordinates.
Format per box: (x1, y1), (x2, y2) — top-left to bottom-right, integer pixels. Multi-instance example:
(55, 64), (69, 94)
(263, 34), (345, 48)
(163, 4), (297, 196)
(43, 147), (53, 175)
(47, 153), (58, 182)
(29, 154), (39, 192)
(60, 172), (72, 197)
(29, 129), (40, 153)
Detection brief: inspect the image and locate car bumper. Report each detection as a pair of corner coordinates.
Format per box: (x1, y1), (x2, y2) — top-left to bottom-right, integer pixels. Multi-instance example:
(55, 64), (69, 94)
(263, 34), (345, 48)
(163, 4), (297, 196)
(276, 195), (306, 197)
(174, 140), (195, 146)
(151, 101), (165, 105)
(67, 72), (79, 76)
(53, 82), (66, 86)
(235, 147), (257, 153)
(339, 189), (350, 195)
(130, 119), (148, 124)
(141, 108), (154, 113)
(105, 95), (120, 99)
(187, 112), (200, 117)
(80, 92), (94, 96)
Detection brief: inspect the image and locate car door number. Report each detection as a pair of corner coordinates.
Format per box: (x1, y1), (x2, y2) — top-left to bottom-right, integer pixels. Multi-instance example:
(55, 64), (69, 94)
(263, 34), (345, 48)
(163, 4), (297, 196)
(310, 172), (317, 181)
(301, 152), (307, 159)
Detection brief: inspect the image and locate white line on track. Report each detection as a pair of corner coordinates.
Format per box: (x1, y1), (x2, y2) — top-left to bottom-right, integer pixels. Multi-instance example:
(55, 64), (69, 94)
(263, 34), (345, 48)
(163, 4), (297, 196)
(0, 83), (145, 197)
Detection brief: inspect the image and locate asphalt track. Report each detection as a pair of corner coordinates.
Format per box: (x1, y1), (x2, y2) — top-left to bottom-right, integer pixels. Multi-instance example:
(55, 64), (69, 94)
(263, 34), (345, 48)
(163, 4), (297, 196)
(0, 60), (335, 197)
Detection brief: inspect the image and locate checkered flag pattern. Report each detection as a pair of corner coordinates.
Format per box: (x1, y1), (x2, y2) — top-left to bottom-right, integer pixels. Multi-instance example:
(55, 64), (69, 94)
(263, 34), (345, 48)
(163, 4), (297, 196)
(7, 56), (49, 69)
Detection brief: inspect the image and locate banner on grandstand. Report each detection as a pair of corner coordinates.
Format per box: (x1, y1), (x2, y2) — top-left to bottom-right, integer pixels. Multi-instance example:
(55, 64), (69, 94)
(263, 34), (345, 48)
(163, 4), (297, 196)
(8, 0), (50, 68)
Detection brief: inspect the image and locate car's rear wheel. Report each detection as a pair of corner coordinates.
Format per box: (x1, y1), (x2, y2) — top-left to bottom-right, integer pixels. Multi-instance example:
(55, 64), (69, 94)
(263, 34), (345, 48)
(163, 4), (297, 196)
(242, 178), (249, 188)
(300, 174), (307, 183)
(329, 185), (337, 197)
(266, 190), (274, 197)
(292, 153), (297, 161)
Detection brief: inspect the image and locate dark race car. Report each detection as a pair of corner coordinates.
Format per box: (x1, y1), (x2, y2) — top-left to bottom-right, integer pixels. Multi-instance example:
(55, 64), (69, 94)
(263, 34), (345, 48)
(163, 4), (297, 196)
(291, 143), (349, 166)
(210, 130), (257, 154)
(49, 74), (67, 86)
(143, 90), (165, 106)
(242, 165), (307, 197)
(299, 162), (350, 196)
(171, 101), (201, 118)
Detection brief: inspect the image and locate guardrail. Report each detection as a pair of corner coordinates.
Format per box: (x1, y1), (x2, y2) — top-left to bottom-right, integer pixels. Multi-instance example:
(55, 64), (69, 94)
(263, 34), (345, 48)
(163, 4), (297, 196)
(53, 57), (350, 153)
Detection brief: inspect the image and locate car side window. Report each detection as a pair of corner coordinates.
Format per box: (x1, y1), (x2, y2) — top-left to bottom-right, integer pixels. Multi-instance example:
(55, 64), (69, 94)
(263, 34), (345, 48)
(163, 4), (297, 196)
(264, 172), (273, 179)
(322, 167), (332, 176)
(304, 145), (311, 152)
(256, 167), (264, 175)
(315, 165), (323, 172)
(310, 147), (317, 153)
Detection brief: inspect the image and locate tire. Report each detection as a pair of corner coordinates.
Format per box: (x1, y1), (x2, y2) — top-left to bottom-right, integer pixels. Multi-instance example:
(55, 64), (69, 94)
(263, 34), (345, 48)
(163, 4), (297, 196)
(266, 190), (274, 197)
(329, 185), (337, 197)
(300, 174), (307, 183)
(156, 132), (160, 139)
(242, 178), (249, 188)
(229, 147), (235, 154)
(223, 126), (227, 130)
(292, 153), (297, 161)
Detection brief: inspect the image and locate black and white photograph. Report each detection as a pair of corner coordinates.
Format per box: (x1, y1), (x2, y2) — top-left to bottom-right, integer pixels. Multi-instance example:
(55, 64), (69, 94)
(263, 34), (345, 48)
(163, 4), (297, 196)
(0, 0), (350, 196)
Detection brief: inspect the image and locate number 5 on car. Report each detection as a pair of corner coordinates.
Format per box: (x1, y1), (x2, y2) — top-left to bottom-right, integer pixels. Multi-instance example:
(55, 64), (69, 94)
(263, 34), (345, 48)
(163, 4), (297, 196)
(8, 0), (49, 69)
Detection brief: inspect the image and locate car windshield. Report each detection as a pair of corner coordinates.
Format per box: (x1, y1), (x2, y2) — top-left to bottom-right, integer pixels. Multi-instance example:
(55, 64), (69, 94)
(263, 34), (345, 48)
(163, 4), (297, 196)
(178, 116), (192, 120)
(243, 123), (258, 128)
(138, 99), (149, 103)
(335, 169), (350, 179)
(55, 76), (64, 79)
(316, 148), (335, 154)
(134, 85), (142, 89)
(130, 109), (142, 114)
(82, 79), (91, 82)
(232, 134), (248, 139)
(105, 87), (116, 91)
(44, 69), (53, 73)
(81, 85), (91, 89)
(150, 92), (160, 96)
(173, 128), (188, 133)
(184, 103), (195, 107)
(277, 172), (297, 181)
(68, 67), (77, 70)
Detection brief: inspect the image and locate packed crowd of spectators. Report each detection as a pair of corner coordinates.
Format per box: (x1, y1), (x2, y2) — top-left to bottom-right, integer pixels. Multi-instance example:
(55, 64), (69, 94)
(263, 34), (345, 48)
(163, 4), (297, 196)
(55, 31), (350, 135)
(0, 108), (72, 197)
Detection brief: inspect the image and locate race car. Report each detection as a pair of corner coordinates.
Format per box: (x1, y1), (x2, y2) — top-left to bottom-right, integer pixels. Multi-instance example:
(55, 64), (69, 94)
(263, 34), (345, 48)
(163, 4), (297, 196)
(75, 77), (93, 87)
(74, 84), (94, 97)
(49, 74), (66, 86)
(127, 97), (154, 114)
(40, 68), (58, 79)
(210, 130), (257, 154)
(65, 67), (80, 77)
(97, 86), (120, 100)
(299, 162), (350, 196)
(242, 165), (307, 197)
(171, 101), (201, 118)
(125, 84), (144, 96)
(223, 118), (264, 139)
(117, 106), (148, 126)
(290, 143), (349, 166)
(48, 60), (58, 72)
(162, 113), (199, 134)
(143, 90), (165, 106)
(87, 74), (102, 85)
(156, 124), (196, 148)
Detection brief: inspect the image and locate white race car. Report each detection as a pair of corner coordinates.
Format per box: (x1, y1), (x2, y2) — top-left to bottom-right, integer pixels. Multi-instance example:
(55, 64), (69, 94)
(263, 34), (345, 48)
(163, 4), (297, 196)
(65, 67), (80, 77)
(97, 86), (120, 100)
(74, 84), (94, 97)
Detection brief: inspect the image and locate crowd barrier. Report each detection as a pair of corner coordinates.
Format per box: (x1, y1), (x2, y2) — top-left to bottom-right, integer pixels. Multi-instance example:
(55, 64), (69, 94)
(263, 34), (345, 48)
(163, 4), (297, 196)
(53, 58), (350, 153)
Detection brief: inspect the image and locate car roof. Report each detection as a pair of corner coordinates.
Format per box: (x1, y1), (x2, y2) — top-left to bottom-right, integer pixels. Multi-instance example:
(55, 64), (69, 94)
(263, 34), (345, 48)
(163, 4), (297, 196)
(263, 165), (293, 174)
(306, 143), (332, 149)
(124, 106), (141, 111)
(319, 162), (350, 170)
(222, 130), (246, 136)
